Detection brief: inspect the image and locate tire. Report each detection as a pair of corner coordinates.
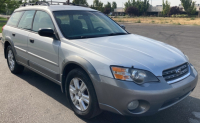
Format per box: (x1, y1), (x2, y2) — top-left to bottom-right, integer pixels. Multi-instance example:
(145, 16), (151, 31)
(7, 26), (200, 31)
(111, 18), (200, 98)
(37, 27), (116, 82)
(6, 46), (24, 74)
(65, 68), (101, 119)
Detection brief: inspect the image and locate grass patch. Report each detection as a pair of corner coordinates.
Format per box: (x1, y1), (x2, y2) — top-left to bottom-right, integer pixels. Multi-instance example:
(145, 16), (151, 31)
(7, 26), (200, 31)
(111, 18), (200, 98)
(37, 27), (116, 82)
(135, 19), (141, 23)
(113, 17), (200, 26)
(0, 17), (7, 21)
(193, 23), (198, 26)
(173, 23), (181, 25)
(0, 22), (6, 33)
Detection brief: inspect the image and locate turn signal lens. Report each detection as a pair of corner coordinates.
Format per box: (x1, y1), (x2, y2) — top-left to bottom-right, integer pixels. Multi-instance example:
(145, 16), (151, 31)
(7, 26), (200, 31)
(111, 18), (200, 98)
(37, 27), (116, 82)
(111, 66), (159, 84)
(111, 67), (132, 81)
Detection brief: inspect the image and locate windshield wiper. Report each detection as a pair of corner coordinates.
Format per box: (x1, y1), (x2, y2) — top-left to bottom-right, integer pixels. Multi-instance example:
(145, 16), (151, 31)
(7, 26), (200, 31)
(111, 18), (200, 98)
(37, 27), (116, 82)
(107, 33), (128, 36)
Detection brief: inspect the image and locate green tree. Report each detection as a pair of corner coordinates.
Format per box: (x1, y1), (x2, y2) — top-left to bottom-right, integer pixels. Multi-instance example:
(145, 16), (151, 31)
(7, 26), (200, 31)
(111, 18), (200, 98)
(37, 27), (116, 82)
(72, 0), (88, 6)
(180, 0), (196, 16)
(112, 1), (117, 12)
(124, 0), (149, 16)
(104, 2), (111, 14)
(162, 0), (170, 16)
(7, 0), (21, 13)
(91, 0), (104, 12)
(124, 0), (136, 11)
(105, 2), (111, 10)
(0, 0), (6, 14)
(0, 0), (22, 14)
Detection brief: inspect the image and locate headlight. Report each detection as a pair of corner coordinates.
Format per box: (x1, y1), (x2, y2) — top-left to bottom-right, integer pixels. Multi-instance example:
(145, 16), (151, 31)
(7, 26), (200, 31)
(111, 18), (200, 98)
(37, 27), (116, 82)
(111, 66), (159, 84)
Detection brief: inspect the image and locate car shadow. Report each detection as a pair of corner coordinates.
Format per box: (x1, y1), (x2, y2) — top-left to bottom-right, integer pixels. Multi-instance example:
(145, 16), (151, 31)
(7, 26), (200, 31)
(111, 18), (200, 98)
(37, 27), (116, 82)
(16, 68), (200, 123)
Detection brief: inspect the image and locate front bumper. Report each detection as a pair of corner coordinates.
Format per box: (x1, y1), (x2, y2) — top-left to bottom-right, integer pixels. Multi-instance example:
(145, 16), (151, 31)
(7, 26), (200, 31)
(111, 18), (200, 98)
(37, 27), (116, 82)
(94, 65), (198, 116)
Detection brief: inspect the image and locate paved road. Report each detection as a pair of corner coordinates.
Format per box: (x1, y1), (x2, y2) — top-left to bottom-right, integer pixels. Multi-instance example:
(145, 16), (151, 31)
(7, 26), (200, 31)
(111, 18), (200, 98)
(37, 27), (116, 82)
(0, 15), (10, 18)
(0, 24), (200, 123)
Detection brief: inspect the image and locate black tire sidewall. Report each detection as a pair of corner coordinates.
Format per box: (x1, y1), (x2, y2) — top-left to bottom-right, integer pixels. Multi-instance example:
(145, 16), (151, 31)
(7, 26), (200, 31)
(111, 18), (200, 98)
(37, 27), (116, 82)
(6, 46), (16, 72)
(65, 68), (99, 119)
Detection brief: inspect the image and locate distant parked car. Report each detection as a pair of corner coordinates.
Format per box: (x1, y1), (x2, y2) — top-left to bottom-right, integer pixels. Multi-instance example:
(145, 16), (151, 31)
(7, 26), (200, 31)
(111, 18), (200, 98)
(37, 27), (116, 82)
(1, 2), (198, 119)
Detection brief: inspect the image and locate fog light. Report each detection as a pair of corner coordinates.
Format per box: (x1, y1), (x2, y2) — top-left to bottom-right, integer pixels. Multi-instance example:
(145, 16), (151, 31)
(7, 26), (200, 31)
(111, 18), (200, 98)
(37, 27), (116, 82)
(128, 100), (139, 110)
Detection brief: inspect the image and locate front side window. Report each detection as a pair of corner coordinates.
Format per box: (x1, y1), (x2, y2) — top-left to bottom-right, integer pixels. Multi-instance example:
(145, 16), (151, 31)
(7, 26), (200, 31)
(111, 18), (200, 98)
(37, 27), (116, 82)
(32, 11), (55, 32)
(54, 11), (127, 39)
(18, 11), (35, 30)
(7, 11), (24, 27)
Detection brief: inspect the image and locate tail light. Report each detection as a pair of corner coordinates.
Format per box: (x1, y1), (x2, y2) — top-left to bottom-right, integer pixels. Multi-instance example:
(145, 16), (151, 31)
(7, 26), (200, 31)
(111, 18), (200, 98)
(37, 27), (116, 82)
(2, 25), (5, 32)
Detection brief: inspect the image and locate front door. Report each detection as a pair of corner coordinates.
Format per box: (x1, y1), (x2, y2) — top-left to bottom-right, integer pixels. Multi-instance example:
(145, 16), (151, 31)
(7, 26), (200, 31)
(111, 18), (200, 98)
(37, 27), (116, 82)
(28, 11), (60, 81)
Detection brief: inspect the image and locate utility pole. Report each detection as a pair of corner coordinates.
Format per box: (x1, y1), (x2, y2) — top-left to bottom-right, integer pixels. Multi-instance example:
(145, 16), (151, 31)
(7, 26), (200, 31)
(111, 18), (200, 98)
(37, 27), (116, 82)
(199, 8), (200, 18)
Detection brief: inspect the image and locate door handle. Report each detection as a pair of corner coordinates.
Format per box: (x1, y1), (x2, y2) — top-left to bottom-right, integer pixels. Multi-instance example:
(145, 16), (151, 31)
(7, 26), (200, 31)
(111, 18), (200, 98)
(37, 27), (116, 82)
(12, 33), (15, 37)
(30, 39), (34, 43)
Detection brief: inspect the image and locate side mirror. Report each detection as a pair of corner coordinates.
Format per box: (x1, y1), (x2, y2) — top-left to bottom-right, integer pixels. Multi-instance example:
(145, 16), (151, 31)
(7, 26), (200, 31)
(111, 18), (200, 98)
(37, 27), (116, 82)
(121, 25), (126, 30)
(38, 29), (54, 38)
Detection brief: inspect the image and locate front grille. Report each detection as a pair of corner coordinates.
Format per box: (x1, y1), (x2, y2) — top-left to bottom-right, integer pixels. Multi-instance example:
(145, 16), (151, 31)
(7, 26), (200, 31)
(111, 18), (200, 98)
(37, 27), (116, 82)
(163, 63), (189, 83)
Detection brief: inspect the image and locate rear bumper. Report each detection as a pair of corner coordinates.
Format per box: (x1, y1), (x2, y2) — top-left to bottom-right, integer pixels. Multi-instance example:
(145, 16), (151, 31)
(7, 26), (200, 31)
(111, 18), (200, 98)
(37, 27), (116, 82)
(93, 64), (198, 116)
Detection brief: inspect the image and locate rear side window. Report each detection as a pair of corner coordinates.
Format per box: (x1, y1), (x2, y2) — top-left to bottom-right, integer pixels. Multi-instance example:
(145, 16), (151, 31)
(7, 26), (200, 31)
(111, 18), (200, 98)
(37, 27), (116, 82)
(32, 11), (54, 32)
(7, 12), (24, 27)
(18, 11), (35, 30)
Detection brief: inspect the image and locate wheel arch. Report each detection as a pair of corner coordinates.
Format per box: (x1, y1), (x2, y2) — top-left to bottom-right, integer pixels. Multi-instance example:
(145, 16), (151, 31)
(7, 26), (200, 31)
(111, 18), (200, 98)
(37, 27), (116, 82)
(61, 56), (101, 93)
(4, 36), (16, 59)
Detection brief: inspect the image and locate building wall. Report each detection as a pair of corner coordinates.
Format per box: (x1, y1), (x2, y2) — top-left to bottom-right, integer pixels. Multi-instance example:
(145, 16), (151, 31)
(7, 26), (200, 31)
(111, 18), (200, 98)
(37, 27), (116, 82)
(148, 5), (163, 12)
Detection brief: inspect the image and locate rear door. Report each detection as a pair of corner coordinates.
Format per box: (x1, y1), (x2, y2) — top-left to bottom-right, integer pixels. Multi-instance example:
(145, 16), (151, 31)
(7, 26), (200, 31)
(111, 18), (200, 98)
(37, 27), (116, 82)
(12, 10), (35, 65)
(28, 11), (60, 81)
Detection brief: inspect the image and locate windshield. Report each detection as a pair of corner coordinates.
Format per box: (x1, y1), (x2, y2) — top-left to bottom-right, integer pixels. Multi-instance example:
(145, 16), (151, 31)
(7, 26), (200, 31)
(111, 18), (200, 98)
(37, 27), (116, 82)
(53, 11), (128, 39)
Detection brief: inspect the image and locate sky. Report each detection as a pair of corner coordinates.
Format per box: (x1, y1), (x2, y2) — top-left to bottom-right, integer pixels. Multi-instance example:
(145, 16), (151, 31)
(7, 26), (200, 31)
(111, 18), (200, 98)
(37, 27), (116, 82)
(63, 0), (200, 7)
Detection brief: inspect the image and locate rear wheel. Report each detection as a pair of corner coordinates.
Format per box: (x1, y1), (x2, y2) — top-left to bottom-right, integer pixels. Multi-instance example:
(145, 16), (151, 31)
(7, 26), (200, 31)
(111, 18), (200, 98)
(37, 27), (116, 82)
(65, 68), (101, 119)
(6, 46), (24, 74)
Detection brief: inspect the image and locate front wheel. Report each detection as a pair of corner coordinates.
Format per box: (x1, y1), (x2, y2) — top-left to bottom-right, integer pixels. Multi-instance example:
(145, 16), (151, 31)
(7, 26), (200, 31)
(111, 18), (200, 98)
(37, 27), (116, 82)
(6, 46), (24, 74)
(65, 68), (101, 119)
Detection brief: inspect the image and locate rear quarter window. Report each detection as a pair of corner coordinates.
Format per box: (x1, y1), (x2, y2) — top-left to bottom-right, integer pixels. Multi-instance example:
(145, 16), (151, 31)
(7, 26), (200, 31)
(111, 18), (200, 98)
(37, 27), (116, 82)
(7, 11), (24, 27)
(18, 11), (35, 30)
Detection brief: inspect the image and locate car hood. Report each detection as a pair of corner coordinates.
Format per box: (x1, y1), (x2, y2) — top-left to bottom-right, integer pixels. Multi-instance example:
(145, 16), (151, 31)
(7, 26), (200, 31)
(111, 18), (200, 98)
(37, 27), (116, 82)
(68, 34), (187, 76)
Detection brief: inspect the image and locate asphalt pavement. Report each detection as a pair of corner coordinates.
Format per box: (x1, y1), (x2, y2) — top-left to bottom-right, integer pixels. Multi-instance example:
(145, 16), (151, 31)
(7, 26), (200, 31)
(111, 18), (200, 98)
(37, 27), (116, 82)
(0, 24), (200, 123)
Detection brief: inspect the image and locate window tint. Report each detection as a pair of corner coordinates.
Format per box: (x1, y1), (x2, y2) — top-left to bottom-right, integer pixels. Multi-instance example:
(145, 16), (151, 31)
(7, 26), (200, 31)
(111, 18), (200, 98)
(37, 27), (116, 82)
(7, 12), (24, 27)
(73, 15), (88, 29)
(18, 11), (35, 30)
(32, 11), (54, 32)
(54, 11), (127, 39)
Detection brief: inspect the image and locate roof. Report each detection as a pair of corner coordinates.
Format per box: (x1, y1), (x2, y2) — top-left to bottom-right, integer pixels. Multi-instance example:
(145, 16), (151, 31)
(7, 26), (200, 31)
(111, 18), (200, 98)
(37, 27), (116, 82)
(15, 5), (96, 12)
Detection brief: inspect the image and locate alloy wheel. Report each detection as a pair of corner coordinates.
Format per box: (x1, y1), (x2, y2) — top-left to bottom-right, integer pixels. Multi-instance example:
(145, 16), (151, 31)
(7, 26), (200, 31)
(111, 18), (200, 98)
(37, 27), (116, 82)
(69, 78), (90, 111)
(8, 50), (15, 71)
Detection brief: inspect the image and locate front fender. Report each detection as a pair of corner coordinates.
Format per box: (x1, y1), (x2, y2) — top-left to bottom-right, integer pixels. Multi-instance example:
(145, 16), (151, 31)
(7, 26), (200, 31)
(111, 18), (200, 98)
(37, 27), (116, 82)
(60, 55), (101, 92)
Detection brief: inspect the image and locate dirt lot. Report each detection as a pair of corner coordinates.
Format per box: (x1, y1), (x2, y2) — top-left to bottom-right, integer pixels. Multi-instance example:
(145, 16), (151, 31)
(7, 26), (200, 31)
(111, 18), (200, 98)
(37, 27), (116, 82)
(113, 17), (200, 26)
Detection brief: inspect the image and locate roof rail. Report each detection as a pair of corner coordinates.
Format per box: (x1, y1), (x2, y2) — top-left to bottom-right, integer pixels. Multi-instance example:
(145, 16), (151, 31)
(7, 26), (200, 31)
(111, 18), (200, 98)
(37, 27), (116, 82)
(20, 1), (49, 7)
(45, 1), (88, 7)
(20, 1), (88, 7)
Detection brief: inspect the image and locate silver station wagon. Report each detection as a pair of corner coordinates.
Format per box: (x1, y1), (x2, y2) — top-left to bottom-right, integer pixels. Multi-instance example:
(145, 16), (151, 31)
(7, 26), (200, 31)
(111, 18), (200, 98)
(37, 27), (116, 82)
(1, 1), (198, 119)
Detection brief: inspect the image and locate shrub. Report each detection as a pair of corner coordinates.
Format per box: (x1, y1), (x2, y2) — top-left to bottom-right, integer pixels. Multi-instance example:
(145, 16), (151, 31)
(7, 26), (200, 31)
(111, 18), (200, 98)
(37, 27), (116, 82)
(135, 19), (141, 23)
(104, 8), (111, 15)
(125, 6), (139, 16)
(169, 6), (180, 15)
